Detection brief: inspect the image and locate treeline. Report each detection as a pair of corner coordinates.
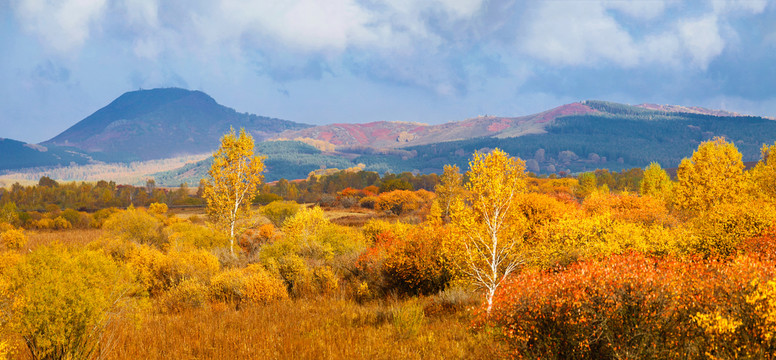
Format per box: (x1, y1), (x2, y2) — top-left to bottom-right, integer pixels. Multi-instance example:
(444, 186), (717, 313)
(0, 177), (201, 212)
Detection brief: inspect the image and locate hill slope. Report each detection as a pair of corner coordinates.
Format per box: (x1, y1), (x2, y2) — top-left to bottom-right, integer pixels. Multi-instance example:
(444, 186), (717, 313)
(153, 101), (776, 185)
(44, 88), (310, 162)
(0, 138), (93, 171)
(273, 102), (598, 148)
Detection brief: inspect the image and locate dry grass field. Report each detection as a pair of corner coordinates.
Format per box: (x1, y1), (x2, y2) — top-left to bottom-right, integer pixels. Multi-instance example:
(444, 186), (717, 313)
(106, 298), (503, 360)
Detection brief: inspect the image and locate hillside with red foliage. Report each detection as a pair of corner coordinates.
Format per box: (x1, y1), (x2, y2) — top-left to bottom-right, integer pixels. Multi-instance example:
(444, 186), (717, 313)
(273, 102), (599, 149)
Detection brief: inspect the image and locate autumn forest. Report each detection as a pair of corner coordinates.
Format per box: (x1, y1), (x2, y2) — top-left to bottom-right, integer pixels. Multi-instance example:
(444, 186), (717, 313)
(4, 130), (776, 359)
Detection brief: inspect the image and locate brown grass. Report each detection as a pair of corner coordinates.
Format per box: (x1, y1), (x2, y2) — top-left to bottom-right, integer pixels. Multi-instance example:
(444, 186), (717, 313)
(105, 298), (503, 360)
(24, 228), (102, 250)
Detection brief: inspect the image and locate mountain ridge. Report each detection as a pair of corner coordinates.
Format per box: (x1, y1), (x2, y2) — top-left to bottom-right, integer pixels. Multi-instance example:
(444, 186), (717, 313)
(43, 87), (311, 161)
(4, 89), (776, 183)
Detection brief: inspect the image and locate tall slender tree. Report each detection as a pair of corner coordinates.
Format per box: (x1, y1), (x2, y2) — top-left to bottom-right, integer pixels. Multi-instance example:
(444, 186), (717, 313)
(204, 128), (265, 255)
(451, 148), (528, 314)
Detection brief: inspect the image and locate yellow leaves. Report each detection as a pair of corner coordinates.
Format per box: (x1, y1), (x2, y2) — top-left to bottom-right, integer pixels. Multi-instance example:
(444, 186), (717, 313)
(451, 148), (529, 312)
(374, 190), (424, 215)
(692, 310), (742, 336)
(639, 162), (673, 202)
(675, 137), (745, 213)
(0, 340), (12, 360)
(746, 279), (776, 341)
(3, 245), (145, 359)
(204, 127), (266, 254)
(103, 206), (166, 247)
(0, 228), (27, 250)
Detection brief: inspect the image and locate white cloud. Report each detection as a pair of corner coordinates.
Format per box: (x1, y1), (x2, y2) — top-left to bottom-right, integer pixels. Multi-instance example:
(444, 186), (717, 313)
(678, 15), (725, 70)
(604, 0), (672, 19)
(13, 0), (108, 53)
(712, 0), (768, 14)
(519, 1), (640, 67)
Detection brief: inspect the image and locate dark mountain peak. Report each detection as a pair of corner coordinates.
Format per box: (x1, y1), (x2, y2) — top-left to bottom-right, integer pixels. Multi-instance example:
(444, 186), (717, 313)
(42, 88), (309, 161)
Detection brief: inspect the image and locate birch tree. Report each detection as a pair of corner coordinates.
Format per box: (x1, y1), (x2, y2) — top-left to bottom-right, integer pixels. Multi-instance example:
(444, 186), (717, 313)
(204, 128), (265, 255)
(451, 148), (528, 314)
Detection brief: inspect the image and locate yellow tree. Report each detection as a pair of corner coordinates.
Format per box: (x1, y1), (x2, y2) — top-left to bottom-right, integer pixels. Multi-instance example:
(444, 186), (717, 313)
(434, 164), (464, 220)
(749, 142), (776, 199)
(204, 128), (265, 255)
(450, 149), (528, 314)
(639, 162), (673, 202)
(675, 137), (745, 213)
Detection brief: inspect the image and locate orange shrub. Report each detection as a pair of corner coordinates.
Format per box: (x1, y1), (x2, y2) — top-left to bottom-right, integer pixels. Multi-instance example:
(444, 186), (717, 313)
(489, 252), (776, 359)
(582, 191), (675, 226)
(357, 224), (458, 296)
(374, 190), (422, 215)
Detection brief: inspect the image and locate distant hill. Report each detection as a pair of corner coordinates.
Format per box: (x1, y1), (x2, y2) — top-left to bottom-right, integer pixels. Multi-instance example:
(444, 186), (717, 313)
(345, 100), (776, 176)
(0, 138), (92, 171)
(152, 101), (776, 185)
(6, 94), (776, 184)
(273, 102), (597, 148)
(44, 88), (311, 162)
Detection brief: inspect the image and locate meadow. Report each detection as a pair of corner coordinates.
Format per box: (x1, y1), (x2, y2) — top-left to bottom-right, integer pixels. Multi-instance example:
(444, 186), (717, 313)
(3, 137), (776, 359)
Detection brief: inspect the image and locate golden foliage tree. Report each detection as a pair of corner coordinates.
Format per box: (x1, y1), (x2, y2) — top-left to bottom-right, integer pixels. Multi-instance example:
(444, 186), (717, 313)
(434, 164), (464, 220)
(749, 142), (776, 199)
(450, 148), (528, 314)
(204, 128), (265, 255)
(675, 137), (745, 213)
(639, 162), (673, 202)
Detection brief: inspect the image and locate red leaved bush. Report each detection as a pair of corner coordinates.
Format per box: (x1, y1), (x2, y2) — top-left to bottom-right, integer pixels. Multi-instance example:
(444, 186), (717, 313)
(488, 245), (776, 359)
(356, 225), (455, 296)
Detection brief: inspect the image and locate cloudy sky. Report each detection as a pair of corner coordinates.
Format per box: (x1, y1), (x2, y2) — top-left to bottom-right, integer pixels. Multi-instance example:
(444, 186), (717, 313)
(2, 0), (775, 144)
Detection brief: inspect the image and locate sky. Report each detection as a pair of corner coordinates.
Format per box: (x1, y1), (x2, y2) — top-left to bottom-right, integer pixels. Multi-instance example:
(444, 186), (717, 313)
(2, 0), (776, 144)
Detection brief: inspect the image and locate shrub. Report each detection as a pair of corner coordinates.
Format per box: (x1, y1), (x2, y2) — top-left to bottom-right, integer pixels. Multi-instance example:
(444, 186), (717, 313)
(374, 190), (422, 215)
(489, 252), (776, 359)
(91, 207), (120, 228)
(209, 268), (246, 307)
(582, 192), (675, 226)
(103, 207), (165, 247)
(159, 278), (209, 313)
(238, 223), (276, 255)
(148, 202), (168, 215)
(125, 245), (219, 296)
(682, 200), (776, 257)
(166, 222), (229, 249)
(3, 245), (145, 360)
(243, 264), (288, 304)
(359, 196), (377, 209)
(60, 209), (93, 229)
(357, 224), (460, 296)
(254, 193), (283, 206)
(260, 201), (300, 227)
(0, 229), (27, 250)
(210, 265), (288, 308)
(52, 216), (71, 230)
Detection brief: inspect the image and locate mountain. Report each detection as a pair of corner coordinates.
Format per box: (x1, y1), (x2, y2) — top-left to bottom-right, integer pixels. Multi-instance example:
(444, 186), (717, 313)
(153, 100), (776, 185)
(272, 102), (597, 148)
(0, 138), (92, 171)
(44, 88), (311, 162)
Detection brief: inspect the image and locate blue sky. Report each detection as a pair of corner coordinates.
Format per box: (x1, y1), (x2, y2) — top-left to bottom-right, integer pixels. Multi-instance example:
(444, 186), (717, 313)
(2, 0), (775, 144)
